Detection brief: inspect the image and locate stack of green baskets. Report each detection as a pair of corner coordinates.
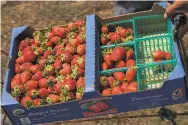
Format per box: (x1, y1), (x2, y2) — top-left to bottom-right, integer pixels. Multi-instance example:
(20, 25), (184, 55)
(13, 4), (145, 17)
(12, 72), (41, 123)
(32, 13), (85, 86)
(99, 15), (177, 92)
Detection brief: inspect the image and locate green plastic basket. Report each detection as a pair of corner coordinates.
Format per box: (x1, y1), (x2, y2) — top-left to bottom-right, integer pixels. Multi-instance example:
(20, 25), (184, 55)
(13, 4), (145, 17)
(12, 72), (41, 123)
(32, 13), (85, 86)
(98, 15), (177, 92)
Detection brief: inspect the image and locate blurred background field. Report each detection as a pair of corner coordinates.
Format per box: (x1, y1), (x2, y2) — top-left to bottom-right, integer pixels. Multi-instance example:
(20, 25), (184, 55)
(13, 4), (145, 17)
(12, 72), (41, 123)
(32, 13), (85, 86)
(1, 1), (188, 125)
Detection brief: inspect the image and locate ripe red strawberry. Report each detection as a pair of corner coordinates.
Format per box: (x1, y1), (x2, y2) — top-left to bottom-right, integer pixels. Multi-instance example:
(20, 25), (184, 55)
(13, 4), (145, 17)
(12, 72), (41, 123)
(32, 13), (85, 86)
(111, 47), (125, 61)
(57, 27), (68, 38)
(48, 86), (54, 93)
(67, 23), (78, 29)
(71, 58), (78, 66)
(20, 63), (33, 72)
(107, 77), (115, 87)
(39, 58), (46, 67)
(33, 98), (42, 107)
(21, 96), (32, 107)
(11, 84), (25, 96)
(103, 54), (112, 67)
(101, 62), (109, 70)
(29, 64), (41, 73)
(116, 27), (129, 38)
(125, 68), (136, 83)
(126, 49), (134, 61)
(43, 65), (54, 76)
(59, 63), (71, 75)
(27, 89), (39, 98)
(77, 44), (85, 55)
(19, 40), (29, 51)
(21, 71), (31, 83)
(77, 57), (85, 69)
(14, 74), (21, 85)
(16, 55), (25, 64)
(54, 83), (63, 94)
(76, 92), (83, 100)
(31, 71), (43, 81)
(63, 38), (69, 44)
(39, 88), (50, 98)
(46, 94), (60, 103)
(53, 60), (63, 70)
(100, 76), (108, 88)
(63, 79), (76, 91)
(76, 20), (85, 27)
(126, 81), (138, 93)
(69, 92), (75, 100)
(114, 72), (126, 82)
(126, 59), (136, 67)
(77, 67), (85, 77)
(152, 50), (165, 60)
(121, 82), (129, 91)
(96, 102), (109, 110)
(76, 34), (85, 44)
(101, 26), (109, 33)
(65, 43), (76, 54)
(101, 37), (108, 45)
(39, 78), (48, 88)
(76, 77), (85, 89)
(71, 38), (80, 47)
(50, 36), (61, 45)
(115, 60), (126, 68)
(59, 51), (72, 63)
(164, 52), (172, 60)
(110, 33), (121, 43)
(11, 79), (20, 89)
(112, 86), (123, 95)
(23, 46), (32, 53)
(25, 80), (39, 91)
(23, 50), (36, 63)
(43, 50), (52, 59)
(45, 41), (53, 47)
(88, 103), (101, 112)
(102, 88), (111, 96)
(45, 32), (54, 40)
(54, 44), (64, 53)
(15, 63), (21, 73)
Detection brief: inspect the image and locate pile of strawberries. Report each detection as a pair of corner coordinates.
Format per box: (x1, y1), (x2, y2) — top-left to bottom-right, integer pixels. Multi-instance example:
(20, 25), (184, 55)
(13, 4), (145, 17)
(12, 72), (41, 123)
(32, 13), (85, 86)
(100, 24), (134, 45)
(11, 20), (86, 108)
(100, 68), (138, 96)
(101, 46), (135, 70)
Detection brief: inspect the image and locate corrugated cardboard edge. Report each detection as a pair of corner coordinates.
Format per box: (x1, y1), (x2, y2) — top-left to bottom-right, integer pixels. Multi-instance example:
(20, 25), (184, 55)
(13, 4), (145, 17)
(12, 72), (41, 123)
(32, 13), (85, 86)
(102, 3), (165, 22)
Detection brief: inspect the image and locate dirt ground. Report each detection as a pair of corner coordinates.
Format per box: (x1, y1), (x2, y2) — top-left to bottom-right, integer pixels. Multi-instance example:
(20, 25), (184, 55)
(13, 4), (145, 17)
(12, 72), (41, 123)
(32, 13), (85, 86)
(1, 1), (188, 125)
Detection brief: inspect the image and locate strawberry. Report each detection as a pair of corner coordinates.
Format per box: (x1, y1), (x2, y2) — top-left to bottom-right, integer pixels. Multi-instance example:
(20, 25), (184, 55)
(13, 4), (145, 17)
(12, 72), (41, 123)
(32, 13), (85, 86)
(96, 102), (109, 110)
(54, 83), (63, 94)
(45, 41), (53, 47)
(21, 96), (32, 107)
(59, 63), (71, 75)
(100, 76), (108, 88)
(126, 81), (138, 93)
(125, 68), (136, 83)
(23, 46), (33, 53)
(57, 27), (68, 38)
(77, 44), (85, 55)
(16, 56), (25, 64)
(39, 88), (50, 98)
(11, 79), (20, 90)
(164, 52), (172, 60)
(116, 27), (129, 38)
(114, 72), (126, 82)
(50, 36), (61, 45)
(63, 79), (76, 91)
(88, 103), (101, 112)
(69, 92), (75, 100)
(101, 26), (109, 33)
(11, 84), (25, 96)
(20, 63), (33, 72)
(14, 74), (21, 85)
(77, 67), (85, 77)
(31, 71), (43, 81)
(43, 50), (52, 59)
(19, 40), (29, 51)
(102, 88), (111, 96)
(152, 50), (165, 60)
(39, 58), (46, 67)
(110, 33), (121, 43)
(77, 57), (85, 69)
(43, 65), (54, 76)
(101, 36), (108, 45)
(15, 63), (21, 73)
(67, 23), (78, 29)
(76, 92), (83, 100)
(121, 82), (129, 91)
(39, 78), (53, 88)
(53, 60), (63, 70)
(111, 47), (125, 61)
(71, 38), (80, 47)
(76, 34), (85, 44)
(115, 60), (126, 68)
(21, 71), (32, 83)
(126, 49), (134, 61)
(65, 43), (76, 54)
(25, 80), (39, 91)
(126, 59), (136, 67)
(103, 53), (112, 67)
(29, 64), (41, 73)
(23, 50), (36, 63)
(112, 86), (123, 95)
(46, 94), (60, 104)
(101, 62), (109, 70)
(59, 51), (72, 63)
(107, 77), (115, 88)
(63, 38), (69, 44)
(76, 20), (85, 27)
(45, 32), (54, 40)
(33, 98), (42, 107)
(27, 89), (39, 98)
(54, 44), (64, 53)
(76, 77), (85, 89)
(48, 86), (54, 93)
